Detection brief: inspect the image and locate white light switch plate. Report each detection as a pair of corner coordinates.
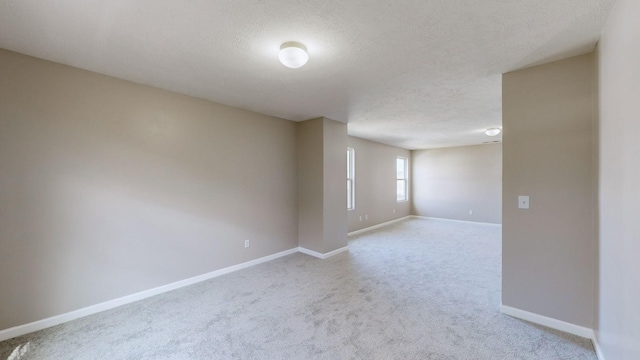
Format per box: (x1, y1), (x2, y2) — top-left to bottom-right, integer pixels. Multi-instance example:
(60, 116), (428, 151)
(518, 196), (530, 209)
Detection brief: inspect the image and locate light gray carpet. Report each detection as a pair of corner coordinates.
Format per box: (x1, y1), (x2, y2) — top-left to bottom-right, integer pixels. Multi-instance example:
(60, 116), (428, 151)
(0, 218), (596, 359)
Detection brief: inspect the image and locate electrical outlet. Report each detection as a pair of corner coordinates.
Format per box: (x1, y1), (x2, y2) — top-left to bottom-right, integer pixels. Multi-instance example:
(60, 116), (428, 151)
(244, 240), (250, 248)
(359, 216), (362, 221)
(365, 214), (368, 220)
(469, 210), (473, 215)
(393, 209), (396, 214)
(518, 196), (530, 209)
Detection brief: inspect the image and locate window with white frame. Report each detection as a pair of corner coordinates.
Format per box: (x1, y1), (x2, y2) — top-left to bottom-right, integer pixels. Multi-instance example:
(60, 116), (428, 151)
(347, 148), (355, 210)
(396, 156), (408, 202)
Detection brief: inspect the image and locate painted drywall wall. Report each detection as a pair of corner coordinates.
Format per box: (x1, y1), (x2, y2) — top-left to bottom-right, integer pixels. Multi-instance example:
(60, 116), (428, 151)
(323, 119), (348, 252)
(346, 136), (411, 232)
(0, 49), (299, 331)
(502, 54), (595, 327)
(596, 0), (640, 358)
(297, 118), (325, 253)
(298, 118), (348, 253)
(411, 144), (502, 224)
(591, 39), (601, 339)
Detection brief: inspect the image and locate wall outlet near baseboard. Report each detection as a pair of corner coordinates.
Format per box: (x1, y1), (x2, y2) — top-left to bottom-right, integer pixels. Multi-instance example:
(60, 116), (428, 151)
(469, 210), (473, 215)
(518, 196), (530, 209)
(244, 240), (250, 248)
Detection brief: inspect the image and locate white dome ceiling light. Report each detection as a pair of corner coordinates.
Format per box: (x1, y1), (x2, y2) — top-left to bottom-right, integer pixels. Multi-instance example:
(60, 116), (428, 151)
(485, 128), (501, 136)
(278, 41), (308, 69)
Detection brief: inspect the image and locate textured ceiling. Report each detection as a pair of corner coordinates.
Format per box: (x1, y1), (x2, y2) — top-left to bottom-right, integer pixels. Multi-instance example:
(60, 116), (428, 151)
(0, 0), (615, 149)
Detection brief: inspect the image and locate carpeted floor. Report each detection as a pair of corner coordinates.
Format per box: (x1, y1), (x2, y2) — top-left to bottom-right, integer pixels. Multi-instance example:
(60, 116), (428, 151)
(0, 218), (596, 359)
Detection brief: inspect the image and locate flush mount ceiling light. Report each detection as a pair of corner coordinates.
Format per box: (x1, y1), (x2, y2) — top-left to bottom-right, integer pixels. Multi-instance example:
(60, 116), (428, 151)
(278, 41), (308, 69)
(485, 128), (501, 136)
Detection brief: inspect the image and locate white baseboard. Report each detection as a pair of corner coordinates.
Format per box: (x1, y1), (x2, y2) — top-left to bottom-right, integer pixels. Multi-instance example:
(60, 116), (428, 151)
(411, 215), (501, 227)
(592, 331), (605, 360)
(500, 305), (593, 339)
(348, 216), (411, 236)
(298, 246), (349, 259)
(0, 247), (299, 342)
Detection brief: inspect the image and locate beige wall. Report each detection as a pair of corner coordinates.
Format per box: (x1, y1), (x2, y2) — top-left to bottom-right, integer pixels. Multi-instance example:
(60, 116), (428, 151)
(596, 0), (640, 358)
(347, 136), (410, 232)
(323, 119), (348, 252)
(298, 118), (348, 253)
(0, 49), (299, 331)
(411, 144), (502, 224)
(297, 118), (324, 252)
(502, 54), (595, 327)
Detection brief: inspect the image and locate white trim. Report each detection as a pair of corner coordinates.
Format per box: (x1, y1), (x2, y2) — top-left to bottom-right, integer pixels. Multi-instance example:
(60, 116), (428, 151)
(592, 331), (605, 360)
(298, 246), (349, 259)
(411, 215), (502, 227)
(348, 216), (411, 236)
(500, 305), (593, 339)
(0, 247), (298, 342)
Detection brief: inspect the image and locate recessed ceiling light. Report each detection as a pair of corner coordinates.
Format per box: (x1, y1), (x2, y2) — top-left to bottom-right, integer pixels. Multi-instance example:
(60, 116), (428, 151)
(278, 41), (308, 69)
(485, 128), (501, 136)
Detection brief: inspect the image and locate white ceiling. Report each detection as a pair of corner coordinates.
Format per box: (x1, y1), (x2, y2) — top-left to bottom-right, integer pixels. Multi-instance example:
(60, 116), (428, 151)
(0, 0), (615, 149)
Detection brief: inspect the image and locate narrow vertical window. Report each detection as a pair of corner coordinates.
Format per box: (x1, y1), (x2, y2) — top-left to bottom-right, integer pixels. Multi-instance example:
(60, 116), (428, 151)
(397, 156), (408, 202)
(347, 148), (355, 210)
